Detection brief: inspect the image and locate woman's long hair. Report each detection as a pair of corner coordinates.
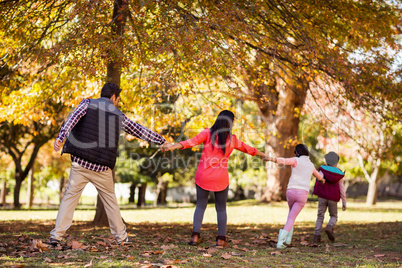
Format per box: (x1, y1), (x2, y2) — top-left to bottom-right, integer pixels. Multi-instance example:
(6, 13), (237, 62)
(210, 110), (235, 155)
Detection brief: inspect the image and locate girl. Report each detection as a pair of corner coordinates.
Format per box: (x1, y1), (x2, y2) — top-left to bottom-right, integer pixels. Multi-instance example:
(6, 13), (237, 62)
(161, 110), (267, 247)
(266, 144), (325, 248)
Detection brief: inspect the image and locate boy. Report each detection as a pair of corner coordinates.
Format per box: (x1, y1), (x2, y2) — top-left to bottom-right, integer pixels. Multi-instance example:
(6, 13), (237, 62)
(312, 151), (347, 243)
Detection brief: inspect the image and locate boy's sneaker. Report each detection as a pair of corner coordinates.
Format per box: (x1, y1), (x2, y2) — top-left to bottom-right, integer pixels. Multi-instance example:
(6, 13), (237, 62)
(48, 238), (60, 246)
(117, 237), (132, 245)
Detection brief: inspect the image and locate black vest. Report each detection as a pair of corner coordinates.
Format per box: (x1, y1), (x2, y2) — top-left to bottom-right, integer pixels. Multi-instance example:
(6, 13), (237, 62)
(62, 98), (124, 169)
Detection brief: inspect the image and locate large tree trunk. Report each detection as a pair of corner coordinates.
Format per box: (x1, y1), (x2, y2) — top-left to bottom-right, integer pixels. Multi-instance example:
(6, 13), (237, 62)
(93, 0), (128, 225)
(358, 154), (382, 206)
(137, 182), (147, 207)
(59, 176), (67, 204)
(154, 172), (168, 206)
(366, 180), (379, 205)
(129, 182), (137, 203)
(27, 167), (35, 208)
(13, 172), (23, 208)
(157, 181), (168, 205)
(0, 180), (7, 206)
(258, 77), (308, 201)
(93, 195), (110, 227)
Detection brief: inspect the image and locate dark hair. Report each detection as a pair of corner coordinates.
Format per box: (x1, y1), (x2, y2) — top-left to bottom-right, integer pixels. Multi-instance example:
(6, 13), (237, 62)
(101, 82), (122, 99)
(294, 144), (309, 157)
(210, 110), (235, 155)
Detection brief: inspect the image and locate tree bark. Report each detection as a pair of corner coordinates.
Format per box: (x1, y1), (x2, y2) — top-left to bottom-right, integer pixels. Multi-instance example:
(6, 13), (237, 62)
(129, 182), (136, 203)
(157, 181), (168, 205)
(0, 180), (7, 206)
(258, 77), (308, 201)
(93, 0), (128, 224)
(59, 176), (67, 204)
(93, 195), (109, 227)
(27, 167), (34, 208)
(154, 172), (162, 206)
(13, 173), (23, 208)
(366, 180), (379, 205)
(137, 182), (147, 207)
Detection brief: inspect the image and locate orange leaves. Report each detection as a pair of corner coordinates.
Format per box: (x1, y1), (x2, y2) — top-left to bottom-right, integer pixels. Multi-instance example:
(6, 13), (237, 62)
(31, 239), (50, 253)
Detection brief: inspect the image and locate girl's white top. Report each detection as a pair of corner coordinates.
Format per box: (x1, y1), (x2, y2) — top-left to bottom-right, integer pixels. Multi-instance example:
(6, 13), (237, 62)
(287, 155), (315, 192)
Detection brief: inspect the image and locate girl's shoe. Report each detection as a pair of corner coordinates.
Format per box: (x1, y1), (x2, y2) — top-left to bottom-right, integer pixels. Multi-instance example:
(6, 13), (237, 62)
(285, 227), (294, 245)
(188, 232), (204, 246)
(276, 229), (289, 249)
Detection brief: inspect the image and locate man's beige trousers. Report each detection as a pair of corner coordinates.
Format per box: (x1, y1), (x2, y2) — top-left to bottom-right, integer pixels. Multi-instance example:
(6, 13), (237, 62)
(50, 162), (127, 243)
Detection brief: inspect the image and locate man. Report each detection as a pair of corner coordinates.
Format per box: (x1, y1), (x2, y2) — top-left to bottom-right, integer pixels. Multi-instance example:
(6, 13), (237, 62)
(50, 82), (167, 245)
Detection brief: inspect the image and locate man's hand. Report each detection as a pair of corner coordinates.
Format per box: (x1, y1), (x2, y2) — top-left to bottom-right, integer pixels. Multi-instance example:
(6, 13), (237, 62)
(342, 203), (347, 211)
(161, 142), (173, 152)
(54, 139), (62, 152)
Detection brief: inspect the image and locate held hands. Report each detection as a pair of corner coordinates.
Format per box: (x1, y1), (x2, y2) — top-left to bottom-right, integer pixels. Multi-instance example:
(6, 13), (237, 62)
(262, 154), (277, 163)
(161, 142), (183, 152)
(161, 142), (173, 152)
(54, 139), (62, 152)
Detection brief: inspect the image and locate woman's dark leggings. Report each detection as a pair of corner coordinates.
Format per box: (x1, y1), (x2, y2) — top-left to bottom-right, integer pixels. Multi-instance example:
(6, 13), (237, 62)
(193, 184), (229, 237)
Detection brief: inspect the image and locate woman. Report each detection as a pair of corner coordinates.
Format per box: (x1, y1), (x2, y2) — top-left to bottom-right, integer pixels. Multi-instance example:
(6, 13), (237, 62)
(266, 144), (325, 248)
(161, 110), (267, 247)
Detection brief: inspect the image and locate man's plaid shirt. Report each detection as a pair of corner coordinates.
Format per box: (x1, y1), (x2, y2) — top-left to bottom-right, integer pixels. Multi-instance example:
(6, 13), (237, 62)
(57, 99), (166, 172)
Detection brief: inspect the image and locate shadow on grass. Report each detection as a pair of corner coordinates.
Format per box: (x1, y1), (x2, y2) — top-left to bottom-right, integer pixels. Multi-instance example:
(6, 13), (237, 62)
(0, 220), (401, 268)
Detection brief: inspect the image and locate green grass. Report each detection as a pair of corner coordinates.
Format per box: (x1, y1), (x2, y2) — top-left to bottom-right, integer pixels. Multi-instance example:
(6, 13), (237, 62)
(0, 200), (401, 267)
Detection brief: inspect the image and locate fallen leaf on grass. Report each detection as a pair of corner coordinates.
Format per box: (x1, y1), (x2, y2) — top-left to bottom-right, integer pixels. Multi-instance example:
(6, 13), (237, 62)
(230, 252), (243, 256)
(206, 247), (218, 254)
(10, 265), (25, 268)
(57, 255), (69, 259)
(231, 239), (240, 245)
(96, 241), (107, 247)
(160, 265), (179, 268)
(31, 239), (49, 252)
(18, 235), (29, 242)
(161, 244), (177, 250)
(270, 251), (282, 256)
(221, 253), (232, 259)
(44, 257), (52, 263)
(72, 241), (88, 250)
(98, 255), (108, 259)
(163, 259), (181, 265)
(374, 254), (385, 258)
(203, 253), (212, 257)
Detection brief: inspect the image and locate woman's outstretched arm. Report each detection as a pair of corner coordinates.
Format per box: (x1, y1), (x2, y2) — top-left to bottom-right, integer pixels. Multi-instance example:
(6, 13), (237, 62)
(161, 143), (184, 152)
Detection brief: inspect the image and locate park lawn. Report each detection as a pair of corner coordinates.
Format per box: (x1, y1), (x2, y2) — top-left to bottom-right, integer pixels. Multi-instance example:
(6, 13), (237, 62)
(0, 200), (401, 267)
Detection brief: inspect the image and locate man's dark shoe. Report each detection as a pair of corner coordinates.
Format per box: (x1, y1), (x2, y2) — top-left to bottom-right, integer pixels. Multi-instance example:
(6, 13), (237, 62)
(325, 225), (335, 242)
(48, 238), (60, 246)
(118, 237), (132, 245)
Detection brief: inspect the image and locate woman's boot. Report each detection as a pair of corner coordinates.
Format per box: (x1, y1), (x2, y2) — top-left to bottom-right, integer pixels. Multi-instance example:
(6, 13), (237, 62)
(188, 232), (204, 246)
(216, 236), (229, 247)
